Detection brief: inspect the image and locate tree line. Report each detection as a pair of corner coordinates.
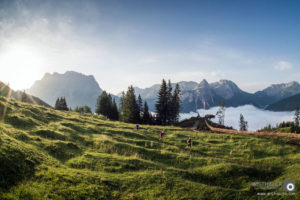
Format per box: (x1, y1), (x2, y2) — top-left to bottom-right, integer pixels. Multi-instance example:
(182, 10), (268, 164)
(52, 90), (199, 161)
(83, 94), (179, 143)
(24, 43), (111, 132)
(54, 79), (181, 126)
(100, 79), (181, 125)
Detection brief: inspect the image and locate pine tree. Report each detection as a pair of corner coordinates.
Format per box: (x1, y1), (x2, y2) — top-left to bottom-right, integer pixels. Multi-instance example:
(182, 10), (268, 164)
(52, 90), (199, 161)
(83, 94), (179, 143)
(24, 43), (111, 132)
(155, 79), (168, 125)
(54, 97), (68, 111)
(137, 94), (143, 121)
(239, 114), (248, 131)
(55, 98), (60, 110)
(121, 86), (140, 123)
(142, 101), (150, 124)
(61, 97), (69, 111)
(166, 80), (173, 125)
(171, 83), (181, 124)
(96, 91), (112, 118)
(111, 98), (119, 120)
(107, 94), (113, 119)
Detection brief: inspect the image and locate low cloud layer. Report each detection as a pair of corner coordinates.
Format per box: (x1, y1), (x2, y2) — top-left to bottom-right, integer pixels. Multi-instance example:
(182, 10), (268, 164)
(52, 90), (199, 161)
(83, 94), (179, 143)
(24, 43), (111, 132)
(180, 105), (294, 131)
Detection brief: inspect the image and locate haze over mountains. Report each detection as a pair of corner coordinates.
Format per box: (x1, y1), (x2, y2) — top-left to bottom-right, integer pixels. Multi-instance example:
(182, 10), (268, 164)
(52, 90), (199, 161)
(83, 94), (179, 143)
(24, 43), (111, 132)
(27, 71), (103, 111)
(26, 71), (300, 113)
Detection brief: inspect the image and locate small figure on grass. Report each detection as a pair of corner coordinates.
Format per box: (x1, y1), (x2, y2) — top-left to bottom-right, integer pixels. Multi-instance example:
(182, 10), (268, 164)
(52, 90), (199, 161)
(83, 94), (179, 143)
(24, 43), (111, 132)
(186, 137), (192, 152)
(160, 130), (164, 142)
(136, 124), (139, 130)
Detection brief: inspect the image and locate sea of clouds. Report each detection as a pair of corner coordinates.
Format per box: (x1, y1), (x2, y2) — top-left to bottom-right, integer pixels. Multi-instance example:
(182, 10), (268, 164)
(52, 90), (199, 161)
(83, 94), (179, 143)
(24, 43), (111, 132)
(179, 105), (295, 131)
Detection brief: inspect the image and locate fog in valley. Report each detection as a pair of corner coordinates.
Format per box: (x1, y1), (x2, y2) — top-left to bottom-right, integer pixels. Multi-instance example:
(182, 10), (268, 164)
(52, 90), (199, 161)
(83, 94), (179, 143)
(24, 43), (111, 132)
(180, 105), (294, 131)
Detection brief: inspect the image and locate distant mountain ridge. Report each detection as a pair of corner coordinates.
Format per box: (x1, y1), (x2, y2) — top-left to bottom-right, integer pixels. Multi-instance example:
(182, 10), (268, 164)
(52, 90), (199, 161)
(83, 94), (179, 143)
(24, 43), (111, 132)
(27, 71), (300, 113)
(27, 71), (105, 111)
(266, 93), (300, 111)
(132, 79), (300, 112)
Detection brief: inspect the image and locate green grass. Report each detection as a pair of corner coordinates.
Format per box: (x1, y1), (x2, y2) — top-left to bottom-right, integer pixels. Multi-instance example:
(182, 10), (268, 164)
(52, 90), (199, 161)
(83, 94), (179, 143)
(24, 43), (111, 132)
(0, 96), (299, 199)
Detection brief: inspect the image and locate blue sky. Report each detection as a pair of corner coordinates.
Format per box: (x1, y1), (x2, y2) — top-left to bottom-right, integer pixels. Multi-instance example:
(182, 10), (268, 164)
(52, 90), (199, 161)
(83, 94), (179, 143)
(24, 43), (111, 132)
(0, 0), (299, 94)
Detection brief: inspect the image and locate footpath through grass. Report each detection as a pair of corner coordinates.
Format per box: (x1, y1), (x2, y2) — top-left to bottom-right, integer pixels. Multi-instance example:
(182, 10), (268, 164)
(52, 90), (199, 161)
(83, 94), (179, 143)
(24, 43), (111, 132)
(0, 96), (299, 199)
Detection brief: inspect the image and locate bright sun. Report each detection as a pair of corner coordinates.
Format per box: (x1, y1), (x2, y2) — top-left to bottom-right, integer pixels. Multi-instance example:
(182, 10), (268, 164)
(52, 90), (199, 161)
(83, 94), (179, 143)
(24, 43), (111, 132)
(0, 43), (45, 90)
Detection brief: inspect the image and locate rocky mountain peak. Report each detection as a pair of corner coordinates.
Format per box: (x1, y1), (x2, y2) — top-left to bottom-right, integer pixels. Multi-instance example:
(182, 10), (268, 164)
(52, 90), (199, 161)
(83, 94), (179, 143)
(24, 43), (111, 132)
(198, 79), (210, 88)
(27, 71), (103, 111)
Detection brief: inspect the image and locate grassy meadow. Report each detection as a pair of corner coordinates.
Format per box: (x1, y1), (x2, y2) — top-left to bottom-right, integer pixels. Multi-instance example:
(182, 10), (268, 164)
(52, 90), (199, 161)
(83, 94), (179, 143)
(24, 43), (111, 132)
(0, 96), (299, 199)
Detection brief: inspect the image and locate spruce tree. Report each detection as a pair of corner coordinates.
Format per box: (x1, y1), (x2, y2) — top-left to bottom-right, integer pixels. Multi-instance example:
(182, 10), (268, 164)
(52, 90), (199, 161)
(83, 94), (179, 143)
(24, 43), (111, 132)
(111, 98), (119, 120)
(55, 98), (60, 110)
(155, 79), (168, 125)
(171, 83), (181, 124)
(137, 94), (143, 121)
(239, 114), (248, 131)
(121, 86), (140, 123)
(142, 101), (150, 124)
(61, 97), (68, 111)
(96, 91), (112, 118)
(166, 80), (173, 124)
(55, 97), (68, 111)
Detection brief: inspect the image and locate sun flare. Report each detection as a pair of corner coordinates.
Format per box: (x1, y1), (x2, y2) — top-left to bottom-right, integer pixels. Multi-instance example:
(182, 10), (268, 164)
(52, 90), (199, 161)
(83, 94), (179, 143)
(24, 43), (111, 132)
(0, 43), (45, 90)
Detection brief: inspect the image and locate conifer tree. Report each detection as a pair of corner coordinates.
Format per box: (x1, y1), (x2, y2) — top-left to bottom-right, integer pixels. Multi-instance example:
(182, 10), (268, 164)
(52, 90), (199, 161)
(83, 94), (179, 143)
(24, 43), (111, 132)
(155, 79), (168, 125)
(61, 97), (68, 111)
(142, 101), (151, 124)
(137, 94), (143, 121)
(111, 98), (119, 120)
(54, 97), (68, 111)
(121, 86), (140, 123)
(171, 83), (181, 124)
(96, 91), (112, 118)
(55, 98), (60, 110)
(166, 80), (173, 124)
(239, 114), (248, 131)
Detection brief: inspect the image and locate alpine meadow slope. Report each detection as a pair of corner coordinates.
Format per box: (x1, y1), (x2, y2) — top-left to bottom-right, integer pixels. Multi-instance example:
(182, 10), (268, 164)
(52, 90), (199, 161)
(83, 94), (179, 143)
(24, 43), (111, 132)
(0, 96), (300, 199)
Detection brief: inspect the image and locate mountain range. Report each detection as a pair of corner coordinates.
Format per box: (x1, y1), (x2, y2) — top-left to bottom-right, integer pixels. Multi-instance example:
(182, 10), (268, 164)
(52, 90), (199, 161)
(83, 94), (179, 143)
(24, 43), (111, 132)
(133, 79), (300, 112)
(26, 71), (300, 113)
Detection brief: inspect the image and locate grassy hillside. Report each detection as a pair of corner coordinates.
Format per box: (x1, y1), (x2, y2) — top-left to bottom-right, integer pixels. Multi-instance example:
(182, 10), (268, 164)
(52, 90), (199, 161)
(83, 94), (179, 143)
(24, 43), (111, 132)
(0, 96), (299, 199)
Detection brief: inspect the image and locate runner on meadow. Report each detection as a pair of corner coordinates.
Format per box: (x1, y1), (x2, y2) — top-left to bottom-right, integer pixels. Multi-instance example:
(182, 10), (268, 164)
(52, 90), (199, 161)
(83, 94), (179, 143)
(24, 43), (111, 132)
(187, 137), (192, 151)
(160, 130), (164, 141)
